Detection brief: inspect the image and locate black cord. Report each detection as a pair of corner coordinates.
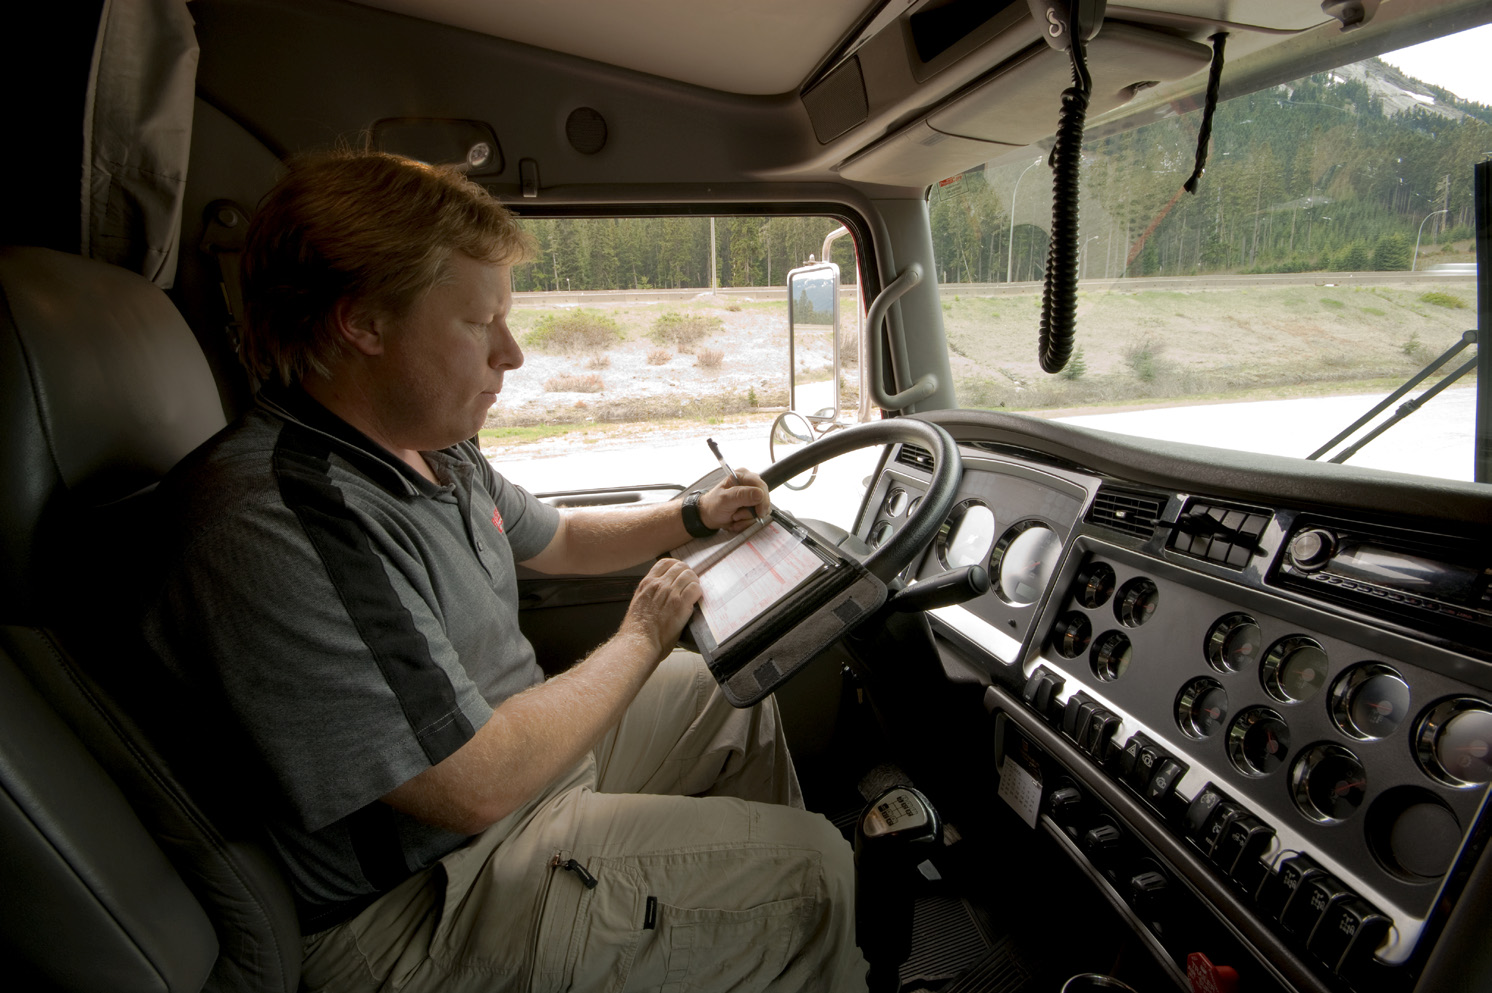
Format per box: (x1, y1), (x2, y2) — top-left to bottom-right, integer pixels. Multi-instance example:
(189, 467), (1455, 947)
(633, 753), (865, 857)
(1037, 31), (1092, 374)
(1183, 33), (1228, 195)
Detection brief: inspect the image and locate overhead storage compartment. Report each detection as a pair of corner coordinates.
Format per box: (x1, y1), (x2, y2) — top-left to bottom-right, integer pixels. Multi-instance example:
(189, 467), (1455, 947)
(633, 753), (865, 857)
(840, 20), (1213, 187)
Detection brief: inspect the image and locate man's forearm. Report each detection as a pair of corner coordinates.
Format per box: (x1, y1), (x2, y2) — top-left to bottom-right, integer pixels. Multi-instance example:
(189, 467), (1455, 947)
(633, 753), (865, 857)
(381, 625), (663, 834)
(528, 500), (690, 576)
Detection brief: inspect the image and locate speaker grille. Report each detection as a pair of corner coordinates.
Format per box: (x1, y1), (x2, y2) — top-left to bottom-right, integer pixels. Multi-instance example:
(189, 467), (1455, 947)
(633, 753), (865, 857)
(802, 56), (868, 144)
(565, 107), (608, 154)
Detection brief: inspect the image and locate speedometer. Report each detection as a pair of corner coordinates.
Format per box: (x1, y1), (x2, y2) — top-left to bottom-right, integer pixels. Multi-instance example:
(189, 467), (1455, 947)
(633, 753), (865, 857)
(992, 521), (1062, 606)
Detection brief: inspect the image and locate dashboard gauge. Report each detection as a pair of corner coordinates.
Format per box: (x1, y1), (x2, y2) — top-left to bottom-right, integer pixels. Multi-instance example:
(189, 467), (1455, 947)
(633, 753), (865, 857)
(1073, 561), (1116, 609)
(1176, 678), (1229, 739)
(1416, 698), (1492, 787)
(1206, 613), (1261, 673)
(1331, 664), (1410, 740)
(1228, 707), (1290, 777)
(1052, 612), (1092, 659)
(993, 521), (1063, 606)
(1090, 630), (1132, 681)
(906, 496), (922, 518)
(936, 500), (996, 570)
(883, 487), (908, 517)
(1291, 744), (1367, 822)
(1114, 577), (1160, 627)
(868, 521), (893, 549)
(1262, 636), (1329, 705)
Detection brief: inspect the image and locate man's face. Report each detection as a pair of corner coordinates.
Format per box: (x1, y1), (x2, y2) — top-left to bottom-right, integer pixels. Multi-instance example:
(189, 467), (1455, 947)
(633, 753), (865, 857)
(372, 254), (523, 453)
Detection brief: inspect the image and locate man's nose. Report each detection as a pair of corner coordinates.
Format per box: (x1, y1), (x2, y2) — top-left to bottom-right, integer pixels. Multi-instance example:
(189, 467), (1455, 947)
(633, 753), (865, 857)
(491, 323), (524, 371)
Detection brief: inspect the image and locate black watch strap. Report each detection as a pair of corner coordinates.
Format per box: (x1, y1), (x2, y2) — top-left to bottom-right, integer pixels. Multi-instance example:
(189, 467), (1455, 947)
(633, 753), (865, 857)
(681, 491), (718, 539)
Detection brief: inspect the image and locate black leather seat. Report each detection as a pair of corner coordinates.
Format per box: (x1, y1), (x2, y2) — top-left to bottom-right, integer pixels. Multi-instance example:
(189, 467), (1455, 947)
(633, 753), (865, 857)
(0, 245), (301, 992)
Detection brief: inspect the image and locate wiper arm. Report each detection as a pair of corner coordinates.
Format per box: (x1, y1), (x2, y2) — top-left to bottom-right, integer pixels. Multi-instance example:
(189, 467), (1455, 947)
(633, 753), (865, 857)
(1307, 329), (1478, 464)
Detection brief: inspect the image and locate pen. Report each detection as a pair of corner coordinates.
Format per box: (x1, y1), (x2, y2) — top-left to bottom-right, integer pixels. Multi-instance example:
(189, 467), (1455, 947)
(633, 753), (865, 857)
(706, 437), (766, 526)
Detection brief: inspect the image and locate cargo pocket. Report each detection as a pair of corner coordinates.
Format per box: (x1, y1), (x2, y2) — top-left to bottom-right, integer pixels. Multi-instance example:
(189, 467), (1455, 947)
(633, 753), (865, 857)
(570, 848), (816, 993)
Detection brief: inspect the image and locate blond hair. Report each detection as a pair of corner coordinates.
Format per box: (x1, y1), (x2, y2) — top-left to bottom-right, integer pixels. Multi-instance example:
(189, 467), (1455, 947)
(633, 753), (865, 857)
(240, 150), (534, 385)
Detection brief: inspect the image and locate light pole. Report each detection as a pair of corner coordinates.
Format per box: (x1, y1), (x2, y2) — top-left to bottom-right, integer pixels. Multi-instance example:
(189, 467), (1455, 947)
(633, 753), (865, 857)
(1007, 157), (1043, 283)
(1080, 235), (1099, 280)
(1413, 209), (1449, 270)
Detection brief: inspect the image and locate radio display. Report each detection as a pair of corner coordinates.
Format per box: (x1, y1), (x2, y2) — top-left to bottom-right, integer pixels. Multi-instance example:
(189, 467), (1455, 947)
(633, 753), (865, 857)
(1334, 542), (1484, 604)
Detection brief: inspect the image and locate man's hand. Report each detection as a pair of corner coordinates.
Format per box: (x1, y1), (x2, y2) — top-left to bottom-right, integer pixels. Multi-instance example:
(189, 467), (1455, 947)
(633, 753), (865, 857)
(700, 467), (770, 532)
(620, 557), (702, 662)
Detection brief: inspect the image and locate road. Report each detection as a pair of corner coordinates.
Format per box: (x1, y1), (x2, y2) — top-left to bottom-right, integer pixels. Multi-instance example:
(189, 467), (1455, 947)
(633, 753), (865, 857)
(491, 386), (1481, 541)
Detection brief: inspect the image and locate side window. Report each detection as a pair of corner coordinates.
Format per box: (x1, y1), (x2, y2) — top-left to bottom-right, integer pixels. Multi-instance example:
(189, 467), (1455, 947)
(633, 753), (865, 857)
(483, 215), (876, 530)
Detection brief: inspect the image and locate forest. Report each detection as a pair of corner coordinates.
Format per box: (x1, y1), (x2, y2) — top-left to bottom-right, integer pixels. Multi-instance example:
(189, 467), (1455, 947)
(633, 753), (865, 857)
(510, 59), (1490, 293)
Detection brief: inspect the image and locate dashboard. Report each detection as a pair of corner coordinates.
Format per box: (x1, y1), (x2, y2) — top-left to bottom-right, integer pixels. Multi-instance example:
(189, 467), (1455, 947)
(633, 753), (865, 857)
(849, 410), (1492, 993)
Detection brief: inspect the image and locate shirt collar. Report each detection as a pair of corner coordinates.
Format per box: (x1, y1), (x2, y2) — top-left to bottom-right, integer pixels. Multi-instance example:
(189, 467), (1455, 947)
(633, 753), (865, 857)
(257, 383), (456, 497)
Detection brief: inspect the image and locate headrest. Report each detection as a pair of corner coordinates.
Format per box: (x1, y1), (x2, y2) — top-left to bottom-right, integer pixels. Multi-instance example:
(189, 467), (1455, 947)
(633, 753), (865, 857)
(0, 246), (227, 618)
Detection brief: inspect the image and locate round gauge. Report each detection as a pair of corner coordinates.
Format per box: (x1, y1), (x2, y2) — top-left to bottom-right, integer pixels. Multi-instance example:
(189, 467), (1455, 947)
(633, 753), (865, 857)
(1090, 630), (1132, 681)
(1261, 636), (1329, 705)
(1331, 664), (1410, 740)
(1176, 678), (1229, 739)
(1073, 561), (1116, 609)
(936, 501), (997, 570)
(1206, 613), (1261, 673)
(868, 521), (893, 549)
(884, 487), (909, 517)
(1227, 707), (1291, 777)
(1052, 612), (1092, 659)
(1416, 698), (1492, 787)
(906, 496), (922, 518)
(993, 521), (1063, 606)
(1291, 744), (1368, 822)
(1114, 577), (1160, 627)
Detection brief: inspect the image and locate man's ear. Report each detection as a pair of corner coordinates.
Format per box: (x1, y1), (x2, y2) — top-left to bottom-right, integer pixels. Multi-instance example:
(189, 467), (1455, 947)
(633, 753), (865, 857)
(330, 297), (389, 357)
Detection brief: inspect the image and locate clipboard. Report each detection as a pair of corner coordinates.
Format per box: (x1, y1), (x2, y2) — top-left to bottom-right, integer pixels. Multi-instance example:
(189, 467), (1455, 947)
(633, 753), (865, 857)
(672, 508), (887, 707)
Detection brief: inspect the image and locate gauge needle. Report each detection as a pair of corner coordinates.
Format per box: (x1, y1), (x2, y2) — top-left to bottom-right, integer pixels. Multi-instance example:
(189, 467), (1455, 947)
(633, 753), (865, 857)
(1333, 779), (1365, 796)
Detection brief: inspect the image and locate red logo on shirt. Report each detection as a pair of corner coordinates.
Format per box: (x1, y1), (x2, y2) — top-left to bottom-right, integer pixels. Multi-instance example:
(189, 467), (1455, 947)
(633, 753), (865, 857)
(491, 506), (505, 534)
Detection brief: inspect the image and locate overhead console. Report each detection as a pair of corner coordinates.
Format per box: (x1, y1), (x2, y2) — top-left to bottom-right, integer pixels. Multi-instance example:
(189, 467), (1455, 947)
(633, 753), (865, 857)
(814, 0), (1216, 187)
(851, 413), (1492, 993)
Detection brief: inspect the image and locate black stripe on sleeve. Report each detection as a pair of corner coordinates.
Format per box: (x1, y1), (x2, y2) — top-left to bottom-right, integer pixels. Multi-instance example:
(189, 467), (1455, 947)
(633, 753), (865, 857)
(273, 425), (474, 765)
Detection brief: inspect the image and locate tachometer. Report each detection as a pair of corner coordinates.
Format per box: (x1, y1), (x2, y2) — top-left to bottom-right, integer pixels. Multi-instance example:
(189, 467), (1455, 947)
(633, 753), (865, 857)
(992, 521), (1062, 606)
(936, 500), (996, 570)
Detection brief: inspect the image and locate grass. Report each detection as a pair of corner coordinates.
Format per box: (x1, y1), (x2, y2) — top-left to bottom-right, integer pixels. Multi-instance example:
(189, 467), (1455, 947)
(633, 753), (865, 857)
(649, 311), (723, 352)
(1420, 291), (1468, 309)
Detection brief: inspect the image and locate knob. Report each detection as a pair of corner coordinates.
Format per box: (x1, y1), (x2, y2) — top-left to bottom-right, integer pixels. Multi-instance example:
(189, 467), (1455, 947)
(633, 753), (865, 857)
(1047, 785), (1082, 821)
(1287, 529), (1335, 570)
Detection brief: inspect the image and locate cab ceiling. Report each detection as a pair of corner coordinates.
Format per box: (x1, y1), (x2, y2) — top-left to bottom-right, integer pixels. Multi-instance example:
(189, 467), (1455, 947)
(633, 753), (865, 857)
(350, 0), (1335, 96)
(350, 0), (873, 95)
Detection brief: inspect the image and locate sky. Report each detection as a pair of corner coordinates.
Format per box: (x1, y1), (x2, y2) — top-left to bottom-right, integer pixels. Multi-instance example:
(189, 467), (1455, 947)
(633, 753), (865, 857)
(1378, 22), (1492, 105)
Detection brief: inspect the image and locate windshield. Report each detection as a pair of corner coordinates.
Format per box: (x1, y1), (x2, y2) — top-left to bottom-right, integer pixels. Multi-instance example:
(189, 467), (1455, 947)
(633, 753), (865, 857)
(931, 31), (1487, 485)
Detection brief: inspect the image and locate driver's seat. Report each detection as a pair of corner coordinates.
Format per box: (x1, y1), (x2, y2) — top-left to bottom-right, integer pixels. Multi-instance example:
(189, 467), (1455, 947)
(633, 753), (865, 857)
(0, 245), (301, 992)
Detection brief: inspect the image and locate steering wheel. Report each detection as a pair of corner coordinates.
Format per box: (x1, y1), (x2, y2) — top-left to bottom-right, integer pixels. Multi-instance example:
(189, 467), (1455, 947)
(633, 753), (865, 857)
(759, 417), (963, 584)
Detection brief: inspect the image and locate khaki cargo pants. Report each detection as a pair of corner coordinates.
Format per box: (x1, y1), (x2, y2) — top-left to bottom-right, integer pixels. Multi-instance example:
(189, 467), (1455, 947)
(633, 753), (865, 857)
(301, 651), (869, 992)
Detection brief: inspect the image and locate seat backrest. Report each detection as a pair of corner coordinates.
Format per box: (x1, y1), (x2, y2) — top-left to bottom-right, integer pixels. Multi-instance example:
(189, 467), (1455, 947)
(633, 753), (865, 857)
(0, 245), (301, 993)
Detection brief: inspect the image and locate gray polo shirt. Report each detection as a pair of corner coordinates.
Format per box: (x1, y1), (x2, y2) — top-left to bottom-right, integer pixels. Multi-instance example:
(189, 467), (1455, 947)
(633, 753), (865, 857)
(142, 386), (560, 930)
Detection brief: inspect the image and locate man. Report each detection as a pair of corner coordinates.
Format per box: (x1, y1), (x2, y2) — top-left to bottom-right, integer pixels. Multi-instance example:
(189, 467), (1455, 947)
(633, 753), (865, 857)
(143, 150), (867, 991)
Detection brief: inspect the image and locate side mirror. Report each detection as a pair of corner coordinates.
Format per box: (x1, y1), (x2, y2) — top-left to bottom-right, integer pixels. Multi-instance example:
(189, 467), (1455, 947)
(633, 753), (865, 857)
(785, 262), (842, 428)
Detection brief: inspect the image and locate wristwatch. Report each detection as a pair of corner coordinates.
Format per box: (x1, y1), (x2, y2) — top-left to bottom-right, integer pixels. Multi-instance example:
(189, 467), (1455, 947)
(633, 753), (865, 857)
(681, 491), (718, 538)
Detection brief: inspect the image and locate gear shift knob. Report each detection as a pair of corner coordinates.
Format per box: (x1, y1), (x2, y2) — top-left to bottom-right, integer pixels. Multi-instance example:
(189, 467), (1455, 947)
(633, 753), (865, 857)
(854, 786), (941, 993)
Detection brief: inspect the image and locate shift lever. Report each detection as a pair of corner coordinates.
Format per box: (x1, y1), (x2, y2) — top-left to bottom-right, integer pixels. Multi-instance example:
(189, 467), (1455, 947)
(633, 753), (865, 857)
(855, 785), (942, 993)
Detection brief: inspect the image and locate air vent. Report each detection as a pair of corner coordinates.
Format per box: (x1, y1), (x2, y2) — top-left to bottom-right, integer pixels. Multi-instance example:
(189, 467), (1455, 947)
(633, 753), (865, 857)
(896, 444), (935, 473)
(1088, 488), (1163, 539)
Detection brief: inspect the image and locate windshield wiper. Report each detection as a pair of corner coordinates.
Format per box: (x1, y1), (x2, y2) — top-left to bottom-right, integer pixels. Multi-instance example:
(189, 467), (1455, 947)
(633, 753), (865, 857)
(1307, 329), (1479, 464)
